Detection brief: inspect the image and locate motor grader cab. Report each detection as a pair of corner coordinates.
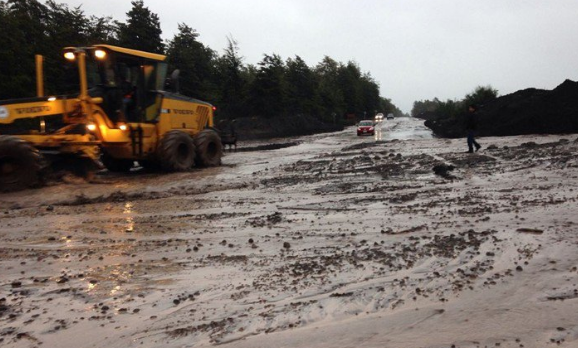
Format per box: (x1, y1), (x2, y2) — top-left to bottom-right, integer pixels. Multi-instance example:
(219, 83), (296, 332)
(0, 45), (222, 192)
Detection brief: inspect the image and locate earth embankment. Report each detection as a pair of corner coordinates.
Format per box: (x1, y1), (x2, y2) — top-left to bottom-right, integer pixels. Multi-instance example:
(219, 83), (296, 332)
(423, 79), (578, 138)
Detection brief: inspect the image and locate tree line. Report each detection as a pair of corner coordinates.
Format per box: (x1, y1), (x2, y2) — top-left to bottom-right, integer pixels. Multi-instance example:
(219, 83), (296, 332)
(411, 85), (499, 120)
(0, 0), (404, 123)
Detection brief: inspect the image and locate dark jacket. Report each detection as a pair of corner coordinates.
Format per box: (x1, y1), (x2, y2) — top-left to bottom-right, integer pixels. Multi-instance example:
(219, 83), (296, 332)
(465, 112), (477, 131)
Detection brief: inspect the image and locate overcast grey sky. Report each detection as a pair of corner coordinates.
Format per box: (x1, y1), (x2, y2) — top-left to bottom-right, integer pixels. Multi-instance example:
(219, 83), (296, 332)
(61, 0), (578, 112)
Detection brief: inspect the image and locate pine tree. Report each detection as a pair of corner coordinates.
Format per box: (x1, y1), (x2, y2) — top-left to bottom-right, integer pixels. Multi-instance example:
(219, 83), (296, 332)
(87, 15), (120, 44)
(165, 23), (217, 100)
(338, 61), (363, 115)
(286, 55), (320, 118)
(315, 56), (346, 122)
(249, 54), (287, 118)
(118, 0), (163, 53)
(216, 36), (248, 119)
(0, 0), (49, 98)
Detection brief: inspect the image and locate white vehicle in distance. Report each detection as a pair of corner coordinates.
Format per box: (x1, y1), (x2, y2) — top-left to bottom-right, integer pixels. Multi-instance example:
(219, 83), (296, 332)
(386, 113), (394, 120)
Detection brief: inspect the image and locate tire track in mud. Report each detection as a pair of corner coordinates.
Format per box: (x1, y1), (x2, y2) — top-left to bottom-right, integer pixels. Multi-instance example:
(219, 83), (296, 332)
(55, 182), (256, 207)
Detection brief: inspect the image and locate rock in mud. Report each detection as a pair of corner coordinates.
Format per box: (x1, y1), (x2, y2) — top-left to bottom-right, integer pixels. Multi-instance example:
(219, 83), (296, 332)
(517, 228), (544, 234)
(433, 164), (456, 179)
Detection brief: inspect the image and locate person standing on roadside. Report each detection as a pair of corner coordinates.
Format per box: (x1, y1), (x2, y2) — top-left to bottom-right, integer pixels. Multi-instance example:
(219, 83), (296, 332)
(465, 104), (481, 153)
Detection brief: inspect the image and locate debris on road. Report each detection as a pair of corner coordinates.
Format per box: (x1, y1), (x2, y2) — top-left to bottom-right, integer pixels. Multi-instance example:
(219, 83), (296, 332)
(1, 118), (577, 348)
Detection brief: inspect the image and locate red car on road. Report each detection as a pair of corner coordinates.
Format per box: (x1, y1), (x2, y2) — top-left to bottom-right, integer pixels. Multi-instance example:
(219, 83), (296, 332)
(357, 120), (375, 136)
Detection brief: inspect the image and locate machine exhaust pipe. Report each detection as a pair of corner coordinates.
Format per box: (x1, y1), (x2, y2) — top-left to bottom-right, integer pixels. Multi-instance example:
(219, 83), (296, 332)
(170, 69), (180, 93)
(35, 55), (44, 97)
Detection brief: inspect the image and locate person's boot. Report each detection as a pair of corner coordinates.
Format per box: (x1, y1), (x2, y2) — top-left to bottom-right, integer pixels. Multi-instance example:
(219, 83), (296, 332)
(475, 144), (481, 152)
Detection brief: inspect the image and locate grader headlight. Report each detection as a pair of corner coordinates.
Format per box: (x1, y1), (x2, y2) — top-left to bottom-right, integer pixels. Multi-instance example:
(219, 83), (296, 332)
(94, 49), (107, 60)
(64, 51), (76, 61)
(86, 123), (97, 132)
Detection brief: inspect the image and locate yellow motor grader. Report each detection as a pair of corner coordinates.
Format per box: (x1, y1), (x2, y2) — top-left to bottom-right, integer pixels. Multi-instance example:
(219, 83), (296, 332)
(0, 45), (222, 192)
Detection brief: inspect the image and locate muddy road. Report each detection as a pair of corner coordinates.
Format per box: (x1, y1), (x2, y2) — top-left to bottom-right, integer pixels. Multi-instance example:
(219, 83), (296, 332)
(1, 117), (578, 348)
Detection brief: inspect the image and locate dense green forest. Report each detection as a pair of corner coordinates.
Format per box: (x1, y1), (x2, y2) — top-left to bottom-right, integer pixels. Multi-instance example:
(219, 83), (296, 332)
(0, 0), (404, 123)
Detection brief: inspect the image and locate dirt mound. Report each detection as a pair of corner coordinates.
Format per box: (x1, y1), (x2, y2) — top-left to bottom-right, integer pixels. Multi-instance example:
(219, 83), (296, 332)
(236, 141), (300, 152)
(217, 114), (343, 140)
(58, 190), (168, 206)
(425, 79), (578, 138)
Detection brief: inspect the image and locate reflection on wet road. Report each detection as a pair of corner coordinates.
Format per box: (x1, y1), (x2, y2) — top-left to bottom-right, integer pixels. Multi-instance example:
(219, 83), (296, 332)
(345, 117), (433, 143)
(374, 117), (433, 141)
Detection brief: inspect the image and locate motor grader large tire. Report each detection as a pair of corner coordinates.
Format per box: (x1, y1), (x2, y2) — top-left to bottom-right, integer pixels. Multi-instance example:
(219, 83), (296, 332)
(0, 135), (45, 192)
(194, 129), (223, 167)
(158, 130), (196, 172)
(102, 153), (133, 173)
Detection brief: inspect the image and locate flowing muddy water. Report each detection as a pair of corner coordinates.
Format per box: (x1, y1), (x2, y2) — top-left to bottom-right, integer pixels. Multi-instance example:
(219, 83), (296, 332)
(1, 118), (578, 348)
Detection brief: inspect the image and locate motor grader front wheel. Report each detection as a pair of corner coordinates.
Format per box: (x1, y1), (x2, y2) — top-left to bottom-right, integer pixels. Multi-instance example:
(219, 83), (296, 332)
(194, 129), (223, 167)
(158, 130), (196, 172)
(0, 135), (45, 192)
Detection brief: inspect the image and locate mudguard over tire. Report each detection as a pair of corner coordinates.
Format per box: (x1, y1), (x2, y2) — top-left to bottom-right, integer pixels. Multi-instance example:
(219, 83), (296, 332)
(0, 135), (45, 192)
(102, 153), (133, 172)
(194, 129), (223, 167)
(158, 130), (196, 172)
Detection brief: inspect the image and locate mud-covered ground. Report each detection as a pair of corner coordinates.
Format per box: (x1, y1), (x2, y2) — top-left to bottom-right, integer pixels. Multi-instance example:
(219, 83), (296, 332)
(1, 118), (578, 348)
